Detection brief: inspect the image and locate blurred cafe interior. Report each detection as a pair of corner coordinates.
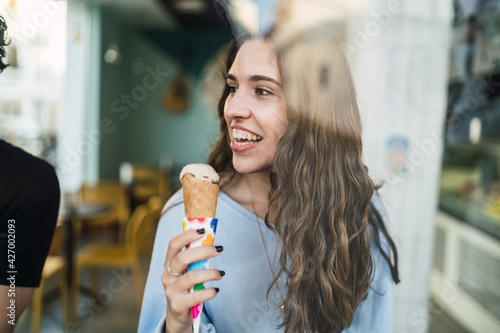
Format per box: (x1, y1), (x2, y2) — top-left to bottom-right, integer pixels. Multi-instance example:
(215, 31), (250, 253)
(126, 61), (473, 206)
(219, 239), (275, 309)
(0, 0), (499, 332)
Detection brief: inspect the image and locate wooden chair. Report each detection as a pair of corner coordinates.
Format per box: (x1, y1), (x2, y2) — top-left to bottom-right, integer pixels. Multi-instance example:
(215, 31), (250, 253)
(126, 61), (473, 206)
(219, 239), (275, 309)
(74, 196), (163, 310)
(120, 162), (171, 210)
(79, 180), (131, 243)
(31, 225), (67, 333)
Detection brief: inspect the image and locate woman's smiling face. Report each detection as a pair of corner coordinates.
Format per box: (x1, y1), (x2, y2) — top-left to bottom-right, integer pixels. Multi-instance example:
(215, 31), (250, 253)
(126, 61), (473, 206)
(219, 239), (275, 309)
(224, 39), (288, 174)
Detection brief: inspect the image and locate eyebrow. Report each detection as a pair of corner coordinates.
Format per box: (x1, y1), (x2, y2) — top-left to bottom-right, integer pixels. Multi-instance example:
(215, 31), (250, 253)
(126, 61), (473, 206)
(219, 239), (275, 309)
(227, 74), (281, 87)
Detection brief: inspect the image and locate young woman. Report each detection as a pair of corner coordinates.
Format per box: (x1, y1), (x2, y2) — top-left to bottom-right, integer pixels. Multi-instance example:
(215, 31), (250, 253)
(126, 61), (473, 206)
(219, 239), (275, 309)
(139, 28), (399, 333)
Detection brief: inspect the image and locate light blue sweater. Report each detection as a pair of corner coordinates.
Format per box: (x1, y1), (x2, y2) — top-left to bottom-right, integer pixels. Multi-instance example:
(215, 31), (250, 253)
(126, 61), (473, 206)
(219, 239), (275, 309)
(138, 190), (394, 333)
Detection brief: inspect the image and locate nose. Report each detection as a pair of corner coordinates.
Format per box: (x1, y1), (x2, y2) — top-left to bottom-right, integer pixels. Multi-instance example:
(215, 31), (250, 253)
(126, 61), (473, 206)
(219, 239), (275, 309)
(224, 89), (251, 120)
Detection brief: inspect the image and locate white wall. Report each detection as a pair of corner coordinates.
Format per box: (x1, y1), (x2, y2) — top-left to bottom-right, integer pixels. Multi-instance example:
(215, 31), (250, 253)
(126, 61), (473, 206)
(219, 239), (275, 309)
(347, 1), (453, 332)
(57, 0), (101, 192)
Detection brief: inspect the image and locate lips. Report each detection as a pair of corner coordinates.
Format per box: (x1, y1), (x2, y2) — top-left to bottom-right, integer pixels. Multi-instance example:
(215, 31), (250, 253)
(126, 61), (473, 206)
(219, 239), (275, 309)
(230, 139), (261, 152)
(229, 125), (263, 152)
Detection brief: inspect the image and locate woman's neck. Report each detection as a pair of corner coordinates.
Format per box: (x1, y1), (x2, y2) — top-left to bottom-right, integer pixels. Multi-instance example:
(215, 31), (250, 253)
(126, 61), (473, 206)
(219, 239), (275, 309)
(245, 172), (271, 198)
(221, 171), (270, 219)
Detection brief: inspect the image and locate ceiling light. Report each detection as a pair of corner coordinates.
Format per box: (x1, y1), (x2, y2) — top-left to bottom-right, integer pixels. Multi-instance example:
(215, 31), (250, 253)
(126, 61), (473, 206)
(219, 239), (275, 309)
(173, 0), (208, 14)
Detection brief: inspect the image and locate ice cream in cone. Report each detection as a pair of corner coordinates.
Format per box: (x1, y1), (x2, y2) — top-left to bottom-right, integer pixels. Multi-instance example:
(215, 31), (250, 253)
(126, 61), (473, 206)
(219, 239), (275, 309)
(180, 164), (220, 333)
(180, 163), (219, 217)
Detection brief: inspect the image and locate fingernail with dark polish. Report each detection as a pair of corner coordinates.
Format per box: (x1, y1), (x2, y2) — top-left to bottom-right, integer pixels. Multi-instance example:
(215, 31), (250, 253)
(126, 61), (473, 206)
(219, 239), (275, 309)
(219, 270), (225, 277)
(196, 228), (205, 234)
(215, 287), (220, 293)
(215, 245), (224, 253)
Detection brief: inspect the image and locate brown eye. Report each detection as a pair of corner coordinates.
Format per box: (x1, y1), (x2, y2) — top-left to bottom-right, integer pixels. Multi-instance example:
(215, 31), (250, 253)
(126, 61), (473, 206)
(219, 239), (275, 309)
(228, 85), (238, 94)
(255, 88), (271, 96)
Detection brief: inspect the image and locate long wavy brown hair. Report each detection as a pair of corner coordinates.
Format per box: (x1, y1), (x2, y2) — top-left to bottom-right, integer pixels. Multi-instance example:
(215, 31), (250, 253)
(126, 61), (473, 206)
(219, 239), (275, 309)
(0, 15), (9, 73)
(209, 28), (399, 333)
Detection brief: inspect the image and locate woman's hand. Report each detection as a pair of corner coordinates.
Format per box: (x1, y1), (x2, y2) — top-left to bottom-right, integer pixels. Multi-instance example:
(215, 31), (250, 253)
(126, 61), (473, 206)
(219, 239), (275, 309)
(162, 229), (224, 333)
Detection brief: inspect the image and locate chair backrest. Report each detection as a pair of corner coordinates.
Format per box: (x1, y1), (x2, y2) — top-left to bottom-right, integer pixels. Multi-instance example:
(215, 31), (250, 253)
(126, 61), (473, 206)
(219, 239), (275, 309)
(80, 180), (131, 225)
(120, 162), (171, 207)
(125, 196), (163, 259)
(47, 224), (64, 256)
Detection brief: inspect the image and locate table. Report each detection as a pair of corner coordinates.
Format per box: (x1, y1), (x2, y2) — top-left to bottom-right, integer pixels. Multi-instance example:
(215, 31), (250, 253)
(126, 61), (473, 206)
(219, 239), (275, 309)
(60, 200), (110, 322)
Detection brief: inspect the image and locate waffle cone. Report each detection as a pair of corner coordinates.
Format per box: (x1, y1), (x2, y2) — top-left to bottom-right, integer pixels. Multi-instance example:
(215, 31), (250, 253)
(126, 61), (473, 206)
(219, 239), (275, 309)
(182, 174), (219, 218)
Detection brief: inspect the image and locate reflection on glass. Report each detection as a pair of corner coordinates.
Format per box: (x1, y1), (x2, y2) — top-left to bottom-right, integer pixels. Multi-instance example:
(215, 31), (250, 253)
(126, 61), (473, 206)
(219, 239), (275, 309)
(440, 0), (500, 239)
(0, 0), (67, 165)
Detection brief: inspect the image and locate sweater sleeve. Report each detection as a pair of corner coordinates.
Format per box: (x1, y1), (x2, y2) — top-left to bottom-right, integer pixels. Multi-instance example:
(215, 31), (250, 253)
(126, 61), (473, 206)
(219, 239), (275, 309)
(344, 193), (395, 333)
(345, 242), (394, 333)
(138, 191), (216, 333)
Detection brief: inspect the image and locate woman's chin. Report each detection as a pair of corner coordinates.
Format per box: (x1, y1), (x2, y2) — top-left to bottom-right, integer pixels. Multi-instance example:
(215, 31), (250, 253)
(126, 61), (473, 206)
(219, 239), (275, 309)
(233, 160), (270, 175)
(233, 164), (254, 175)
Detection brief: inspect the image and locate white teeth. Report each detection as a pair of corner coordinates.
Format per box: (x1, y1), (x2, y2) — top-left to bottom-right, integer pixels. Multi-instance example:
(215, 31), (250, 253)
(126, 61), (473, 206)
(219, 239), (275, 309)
(234, 140), (257, 146)
(232, 129), (262, 141)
